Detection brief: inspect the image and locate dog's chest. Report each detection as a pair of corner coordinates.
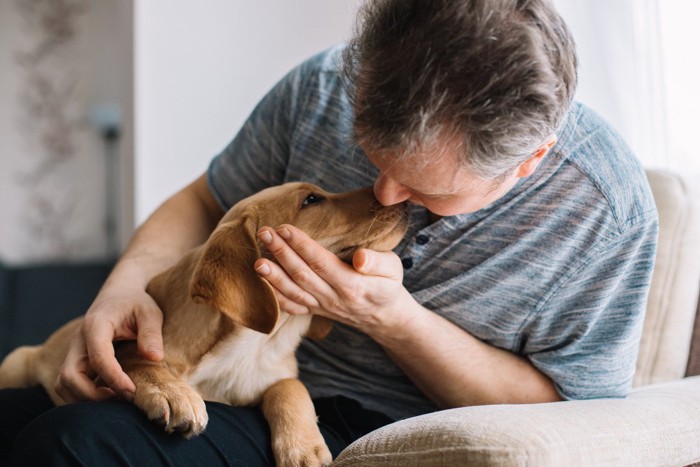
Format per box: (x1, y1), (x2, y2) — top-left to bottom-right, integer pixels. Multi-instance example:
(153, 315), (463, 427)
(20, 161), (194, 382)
(186, 314), (312, 406)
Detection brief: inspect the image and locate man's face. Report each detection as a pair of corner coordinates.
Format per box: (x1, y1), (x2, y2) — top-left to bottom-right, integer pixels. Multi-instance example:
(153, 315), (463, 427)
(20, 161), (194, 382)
(364, 145), (523, 217)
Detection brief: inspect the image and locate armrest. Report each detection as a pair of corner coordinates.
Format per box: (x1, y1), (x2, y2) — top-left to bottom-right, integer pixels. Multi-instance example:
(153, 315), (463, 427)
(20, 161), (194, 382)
(333, 376), (700, 466)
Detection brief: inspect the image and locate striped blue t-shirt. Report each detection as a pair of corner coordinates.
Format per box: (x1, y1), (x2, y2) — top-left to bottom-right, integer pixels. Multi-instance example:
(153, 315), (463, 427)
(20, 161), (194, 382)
(207, 46), (658, 421)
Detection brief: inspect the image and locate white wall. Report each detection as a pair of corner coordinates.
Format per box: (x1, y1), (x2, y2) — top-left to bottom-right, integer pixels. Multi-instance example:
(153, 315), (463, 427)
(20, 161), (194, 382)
(134, 1), (358, 224)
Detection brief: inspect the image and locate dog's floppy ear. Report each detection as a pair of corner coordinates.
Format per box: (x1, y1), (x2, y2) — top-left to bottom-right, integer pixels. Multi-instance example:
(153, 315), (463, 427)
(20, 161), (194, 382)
(190, 217), (280, 334)
(306, 316), (333, 340)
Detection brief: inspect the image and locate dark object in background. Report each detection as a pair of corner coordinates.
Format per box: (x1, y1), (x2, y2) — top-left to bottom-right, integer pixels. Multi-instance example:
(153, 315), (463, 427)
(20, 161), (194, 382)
(0, 261), (114, 359)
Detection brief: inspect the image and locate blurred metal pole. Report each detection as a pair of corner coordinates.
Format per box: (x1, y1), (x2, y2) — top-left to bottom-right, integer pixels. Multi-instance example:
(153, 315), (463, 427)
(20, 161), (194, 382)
(102, 125), (120, 259)
(90, 103), (122, 260)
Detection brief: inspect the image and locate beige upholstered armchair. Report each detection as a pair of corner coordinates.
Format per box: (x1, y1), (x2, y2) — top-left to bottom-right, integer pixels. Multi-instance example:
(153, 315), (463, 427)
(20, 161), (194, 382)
(333, 169), (700, 466)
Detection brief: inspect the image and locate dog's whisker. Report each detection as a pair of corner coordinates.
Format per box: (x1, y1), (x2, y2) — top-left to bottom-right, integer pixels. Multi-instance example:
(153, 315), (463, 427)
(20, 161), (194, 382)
(365, 214), (380, 239)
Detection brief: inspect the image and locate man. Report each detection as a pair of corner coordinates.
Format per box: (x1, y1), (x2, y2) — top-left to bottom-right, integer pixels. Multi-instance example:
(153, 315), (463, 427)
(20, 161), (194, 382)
(1, 0), (657, 464)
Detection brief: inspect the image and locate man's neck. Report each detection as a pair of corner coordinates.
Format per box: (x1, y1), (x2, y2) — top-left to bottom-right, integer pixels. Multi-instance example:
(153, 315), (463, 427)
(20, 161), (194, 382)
(429, 212), (443, 224)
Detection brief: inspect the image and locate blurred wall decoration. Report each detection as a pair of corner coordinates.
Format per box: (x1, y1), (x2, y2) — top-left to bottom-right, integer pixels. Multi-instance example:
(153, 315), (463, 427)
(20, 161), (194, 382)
(14, 0), (89, 260)
(0, 0), (133, 264)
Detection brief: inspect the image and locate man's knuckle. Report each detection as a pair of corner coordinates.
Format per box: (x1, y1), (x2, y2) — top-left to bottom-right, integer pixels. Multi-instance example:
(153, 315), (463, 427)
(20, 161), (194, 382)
(289, 290), (308, 304)
(327, 297), (345, 311)
(338, 281), (363, 303)
(268, 243), (288, 258)
(81, 314), (98, 330)
(55, 371), (76, 394)
(54, 381), (68, 400)
(290, 268), (312, 285)
(307, 257), (329, 274)
(56, 370), (69, 387)
(138, 327), (159, 340)
(89, 352), (110, 373)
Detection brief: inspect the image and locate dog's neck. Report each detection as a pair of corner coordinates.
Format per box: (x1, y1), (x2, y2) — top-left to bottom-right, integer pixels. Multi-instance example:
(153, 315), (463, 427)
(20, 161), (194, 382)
(186, 312), (313, 406)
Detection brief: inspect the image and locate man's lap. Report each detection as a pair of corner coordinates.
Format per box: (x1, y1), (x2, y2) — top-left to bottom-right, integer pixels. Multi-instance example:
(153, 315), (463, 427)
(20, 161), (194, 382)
(0, 386), (375, 466)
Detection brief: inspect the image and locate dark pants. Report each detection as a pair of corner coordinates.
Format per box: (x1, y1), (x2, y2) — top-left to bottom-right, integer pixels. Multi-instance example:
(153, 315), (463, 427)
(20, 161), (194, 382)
(0, 386), (393, 466)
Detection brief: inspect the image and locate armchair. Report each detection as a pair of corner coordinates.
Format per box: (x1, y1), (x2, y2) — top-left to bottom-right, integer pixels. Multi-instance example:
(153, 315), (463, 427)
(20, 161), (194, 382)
(333, 168), (700, 466)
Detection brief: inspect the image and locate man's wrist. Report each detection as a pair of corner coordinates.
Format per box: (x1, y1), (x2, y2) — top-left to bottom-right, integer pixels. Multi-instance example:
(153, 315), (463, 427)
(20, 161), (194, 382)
(364, 289), (428, 347)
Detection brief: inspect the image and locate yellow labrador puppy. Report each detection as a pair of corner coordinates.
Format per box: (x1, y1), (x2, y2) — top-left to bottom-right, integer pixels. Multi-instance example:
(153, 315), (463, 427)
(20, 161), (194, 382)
(0, 182), (408, 467)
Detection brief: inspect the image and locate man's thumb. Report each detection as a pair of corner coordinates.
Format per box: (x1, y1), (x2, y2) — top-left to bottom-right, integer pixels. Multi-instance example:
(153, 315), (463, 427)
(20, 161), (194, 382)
(352, 249), (403, 280)
(136, 311), (165, 362)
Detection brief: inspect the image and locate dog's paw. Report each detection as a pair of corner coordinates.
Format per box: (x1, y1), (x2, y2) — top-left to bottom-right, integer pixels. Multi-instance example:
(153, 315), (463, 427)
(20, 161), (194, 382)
(134, 381), (208, 438)
(273, 428), (333, 467)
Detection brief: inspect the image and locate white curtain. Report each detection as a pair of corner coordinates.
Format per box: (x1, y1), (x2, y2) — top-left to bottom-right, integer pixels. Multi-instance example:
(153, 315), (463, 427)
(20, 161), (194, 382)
(658, 0), (700, 174)
(555, 0), (699, 175)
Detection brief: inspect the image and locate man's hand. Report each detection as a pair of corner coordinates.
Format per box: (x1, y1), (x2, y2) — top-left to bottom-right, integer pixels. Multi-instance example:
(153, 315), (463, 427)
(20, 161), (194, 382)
(55, 289), (164, 403)
(253, 224), (414, 338)
(254, 224), (562, 408)
(53, 173), (221, 404)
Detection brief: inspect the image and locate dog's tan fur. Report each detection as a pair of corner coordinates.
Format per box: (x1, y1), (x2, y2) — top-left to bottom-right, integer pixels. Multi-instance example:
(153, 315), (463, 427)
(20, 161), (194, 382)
(0, 182), (408, 467)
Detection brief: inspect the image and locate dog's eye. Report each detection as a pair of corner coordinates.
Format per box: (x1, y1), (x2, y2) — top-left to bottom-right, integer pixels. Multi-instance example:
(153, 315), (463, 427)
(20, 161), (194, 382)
(302, 193), (325, 207)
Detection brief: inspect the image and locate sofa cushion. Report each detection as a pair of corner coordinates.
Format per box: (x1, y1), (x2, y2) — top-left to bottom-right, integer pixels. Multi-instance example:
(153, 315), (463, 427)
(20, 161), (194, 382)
(634, 169), (700, 386)
(333, 377), (700, 466)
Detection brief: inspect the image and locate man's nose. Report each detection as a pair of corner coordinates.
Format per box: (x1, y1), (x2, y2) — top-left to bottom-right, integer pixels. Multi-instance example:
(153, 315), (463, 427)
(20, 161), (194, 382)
(373, 175), (412, 206)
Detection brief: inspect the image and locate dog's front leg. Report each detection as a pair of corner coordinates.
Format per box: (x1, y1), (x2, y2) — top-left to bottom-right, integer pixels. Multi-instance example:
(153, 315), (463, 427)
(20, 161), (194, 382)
(261, 378), (332, 467)
(121, 356), (208, 438)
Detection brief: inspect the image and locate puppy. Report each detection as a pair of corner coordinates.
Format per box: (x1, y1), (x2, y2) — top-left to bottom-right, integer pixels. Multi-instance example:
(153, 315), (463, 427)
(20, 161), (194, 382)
(0, 182), (408, 467)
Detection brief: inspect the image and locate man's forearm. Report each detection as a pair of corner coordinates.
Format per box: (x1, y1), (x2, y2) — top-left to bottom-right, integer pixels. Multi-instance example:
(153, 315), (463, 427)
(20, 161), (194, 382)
(371, 294), (563, 408)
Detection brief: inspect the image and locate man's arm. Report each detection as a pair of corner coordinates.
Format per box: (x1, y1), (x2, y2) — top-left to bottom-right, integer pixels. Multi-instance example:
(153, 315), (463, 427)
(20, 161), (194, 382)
(56, 173), (224, 402)
(254, 225), (562, 407)
(374, 299), (562, 407)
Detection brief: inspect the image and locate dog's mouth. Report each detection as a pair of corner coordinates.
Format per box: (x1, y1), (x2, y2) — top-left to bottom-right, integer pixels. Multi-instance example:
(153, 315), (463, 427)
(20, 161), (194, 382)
(330, 205), (410, 263)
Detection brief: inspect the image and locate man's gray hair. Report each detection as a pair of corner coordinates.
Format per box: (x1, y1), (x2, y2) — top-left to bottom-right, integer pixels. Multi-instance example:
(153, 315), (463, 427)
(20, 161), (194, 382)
(343, 0), (578, 179)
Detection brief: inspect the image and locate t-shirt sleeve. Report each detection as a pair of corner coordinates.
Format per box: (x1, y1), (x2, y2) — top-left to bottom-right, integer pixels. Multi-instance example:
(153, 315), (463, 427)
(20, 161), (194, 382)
(206, 56), (317, 211)
(523, 215), (658, 400)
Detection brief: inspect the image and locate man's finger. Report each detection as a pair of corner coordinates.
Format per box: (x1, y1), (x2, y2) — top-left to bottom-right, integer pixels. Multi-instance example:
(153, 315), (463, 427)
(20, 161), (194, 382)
(254, 258), (320, 310)
(273, 225), (351, 284)
(55, 370), (117, 404)
(353, 249), (404, 280)
(273, 290), (313, 315)
(55, 334), (120, 403)
(257, 226), (338, 295)
(136, 307), (165, 362)
(84, 321), (136, 398)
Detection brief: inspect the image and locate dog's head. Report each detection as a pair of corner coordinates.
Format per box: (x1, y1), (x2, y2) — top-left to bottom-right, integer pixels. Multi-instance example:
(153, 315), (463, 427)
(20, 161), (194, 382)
(189, 182), (408, 335)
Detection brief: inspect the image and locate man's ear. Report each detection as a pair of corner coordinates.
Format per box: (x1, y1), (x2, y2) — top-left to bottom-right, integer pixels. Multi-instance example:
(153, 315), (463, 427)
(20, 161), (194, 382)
(189, 217), (280, 334)
(517, 135), (558, 178)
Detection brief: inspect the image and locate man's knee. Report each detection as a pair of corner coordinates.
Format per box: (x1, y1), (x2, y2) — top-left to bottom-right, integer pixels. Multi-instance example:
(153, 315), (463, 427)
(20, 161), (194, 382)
(9, 400), (278, 466)
(9, 401), (146, 466)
